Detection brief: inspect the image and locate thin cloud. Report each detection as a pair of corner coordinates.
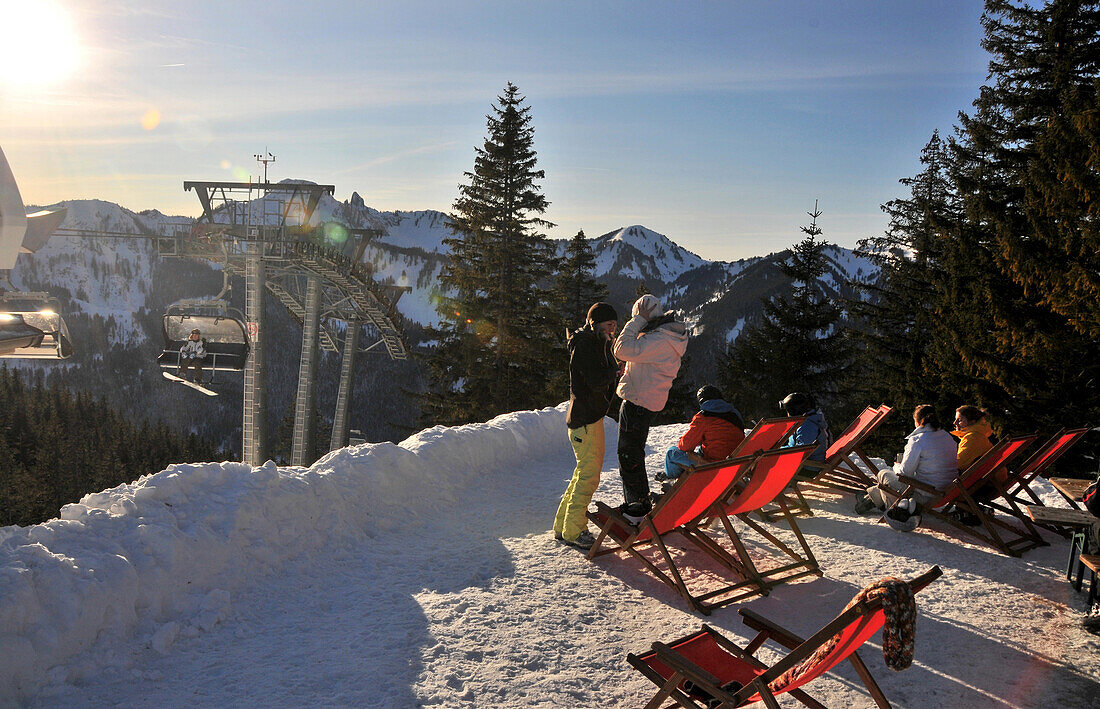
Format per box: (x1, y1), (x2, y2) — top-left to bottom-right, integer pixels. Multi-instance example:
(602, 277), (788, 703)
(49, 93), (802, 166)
(333, 142), (459, 175)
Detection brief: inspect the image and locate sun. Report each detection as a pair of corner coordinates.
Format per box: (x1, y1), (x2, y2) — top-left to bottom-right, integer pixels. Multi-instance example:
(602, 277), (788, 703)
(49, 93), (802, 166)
(0, 0), (81, 87)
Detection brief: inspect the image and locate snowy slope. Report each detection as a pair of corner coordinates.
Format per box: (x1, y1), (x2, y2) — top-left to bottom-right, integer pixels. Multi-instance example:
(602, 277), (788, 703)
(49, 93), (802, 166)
(1, 409), (1098, 707)
(11, 201), (190, 348)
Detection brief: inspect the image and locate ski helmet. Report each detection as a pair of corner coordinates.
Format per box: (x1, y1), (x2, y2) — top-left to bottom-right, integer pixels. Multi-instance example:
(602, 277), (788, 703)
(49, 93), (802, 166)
(696, 385), (723, 406)
(779, 392), (815, 416)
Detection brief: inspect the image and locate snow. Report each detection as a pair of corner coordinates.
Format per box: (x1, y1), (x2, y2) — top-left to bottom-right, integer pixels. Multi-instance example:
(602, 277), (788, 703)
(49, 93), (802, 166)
(725, 317), (747, 343)
(1, 406), (1097, 706)
(823, 244), (878, 284)
(11, 199), (184, 348)
(592, 225), (709, 283)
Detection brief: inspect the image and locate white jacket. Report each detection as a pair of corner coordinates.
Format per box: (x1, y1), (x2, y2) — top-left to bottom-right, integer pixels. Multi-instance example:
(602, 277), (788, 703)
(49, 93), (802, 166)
(894, 425), (959, 491)
(180, 338), (206, 359)
(612, 314), (688, 412)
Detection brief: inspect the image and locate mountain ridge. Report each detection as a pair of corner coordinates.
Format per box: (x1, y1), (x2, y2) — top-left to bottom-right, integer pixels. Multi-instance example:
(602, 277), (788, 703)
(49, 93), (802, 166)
(13, 191), (877, 446)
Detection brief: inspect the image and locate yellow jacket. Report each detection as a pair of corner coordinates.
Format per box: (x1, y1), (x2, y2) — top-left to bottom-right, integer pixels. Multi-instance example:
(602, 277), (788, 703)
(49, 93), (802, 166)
(952, 421), (994, 473)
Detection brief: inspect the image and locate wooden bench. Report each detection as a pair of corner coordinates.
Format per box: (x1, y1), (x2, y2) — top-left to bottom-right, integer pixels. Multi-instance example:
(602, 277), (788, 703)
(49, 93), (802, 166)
(1027, 506), (1098, 576)
(1050, 477), (1091, 510)
(1074, 554), (1100, 605)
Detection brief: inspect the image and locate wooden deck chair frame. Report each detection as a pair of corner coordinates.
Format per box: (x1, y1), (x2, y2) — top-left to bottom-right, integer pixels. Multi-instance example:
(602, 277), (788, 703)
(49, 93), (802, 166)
(729, 417), (806, 458)
(687, 446), (822, 597)
(892, 435), (1045, 557)
(1003, 427), (1090, 508)
(628, 566), (943, 709)
(586, 453), (767, 615)
(726, 416), (811, 519)
(798, 405), (894, 496)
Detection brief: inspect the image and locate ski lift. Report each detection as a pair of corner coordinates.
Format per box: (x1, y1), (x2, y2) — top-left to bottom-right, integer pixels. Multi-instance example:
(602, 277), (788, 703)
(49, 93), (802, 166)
(0, 313), (44, 355)
(0, 293), (73, 359)
(157, 299), (250, 382)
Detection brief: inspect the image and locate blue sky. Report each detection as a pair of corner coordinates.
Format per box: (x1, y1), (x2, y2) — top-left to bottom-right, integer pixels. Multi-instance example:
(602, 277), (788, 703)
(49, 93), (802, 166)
(0, 0), (989, 261)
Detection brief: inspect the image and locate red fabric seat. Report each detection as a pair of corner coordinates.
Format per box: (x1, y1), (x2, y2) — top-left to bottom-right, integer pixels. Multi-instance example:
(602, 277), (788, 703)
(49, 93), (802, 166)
(629, 567), (943, 708)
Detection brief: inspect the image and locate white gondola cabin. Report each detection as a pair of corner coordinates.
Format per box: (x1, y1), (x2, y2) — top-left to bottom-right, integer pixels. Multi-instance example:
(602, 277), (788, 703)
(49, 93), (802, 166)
(0, 294), (73, 359)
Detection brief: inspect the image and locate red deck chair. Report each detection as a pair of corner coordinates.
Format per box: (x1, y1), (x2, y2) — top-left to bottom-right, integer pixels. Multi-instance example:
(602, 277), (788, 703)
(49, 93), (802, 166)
(587, 453), (764, 615)
(1003, 427), (1090, 507)
(628, 566), (943, 708)
(891, 434), (1044, 557)
(729, 417), (805, 457)
(724, 416), (809, 520)
(798, 405), (894, 496)
(687, 446), (822, 598)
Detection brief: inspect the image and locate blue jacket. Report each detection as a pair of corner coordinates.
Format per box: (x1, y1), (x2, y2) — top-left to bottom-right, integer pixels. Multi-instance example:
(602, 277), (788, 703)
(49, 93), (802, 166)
(784, 409), (831, 462)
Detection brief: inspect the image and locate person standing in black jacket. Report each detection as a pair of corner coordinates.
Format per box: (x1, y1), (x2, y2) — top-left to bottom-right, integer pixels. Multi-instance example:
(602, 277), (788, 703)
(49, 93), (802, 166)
(554, 302), (619, 550)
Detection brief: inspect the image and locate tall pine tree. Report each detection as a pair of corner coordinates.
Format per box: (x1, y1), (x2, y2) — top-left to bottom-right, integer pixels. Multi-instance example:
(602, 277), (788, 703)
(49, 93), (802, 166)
(946, 0), (1100, 429)
(554, 229), (608, 327)
(850, 131), (959, 411)
(546, 229), (610, 401)
(421, 83), (559, 425)
(723, 205), (850, 421)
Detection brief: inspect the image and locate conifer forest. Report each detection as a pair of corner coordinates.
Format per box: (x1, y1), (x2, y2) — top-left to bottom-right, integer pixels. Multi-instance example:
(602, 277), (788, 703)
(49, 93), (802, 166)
(4, 1), (1100, 527)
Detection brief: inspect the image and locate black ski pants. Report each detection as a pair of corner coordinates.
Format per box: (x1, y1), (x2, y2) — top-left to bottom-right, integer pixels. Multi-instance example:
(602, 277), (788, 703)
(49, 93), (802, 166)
(617, 399), (657, 508)
(179, 356), (204, 383)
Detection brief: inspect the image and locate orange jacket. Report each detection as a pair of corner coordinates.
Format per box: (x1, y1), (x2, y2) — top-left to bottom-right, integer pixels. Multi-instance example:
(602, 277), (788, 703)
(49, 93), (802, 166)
(952, 421), (993, 472)
(952, 421), (1009, 484)
(678, 408), (746, 462)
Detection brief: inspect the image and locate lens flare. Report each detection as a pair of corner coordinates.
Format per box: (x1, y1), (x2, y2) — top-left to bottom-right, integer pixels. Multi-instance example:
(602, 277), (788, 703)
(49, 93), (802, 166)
(323, 221), (348, 245)
(141, 109), (161, 131)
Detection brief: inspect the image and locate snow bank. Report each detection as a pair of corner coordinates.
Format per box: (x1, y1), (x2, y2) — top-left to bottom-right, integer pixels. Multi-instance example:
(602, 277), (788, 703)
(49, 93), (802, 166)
(0, 405), (567, 700)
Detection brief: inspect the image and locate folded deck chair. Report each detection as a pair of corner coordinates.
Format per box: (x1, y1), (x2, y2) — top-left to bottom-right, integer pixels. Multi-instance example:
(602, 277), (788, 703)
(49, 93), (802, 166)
(890, 435), (1044, 557)
(628, 566), (943, 708)
(1003, 427), (1090, 508)
(587, 453), (764, 615)
(687, 446), (822, 597)
(797, 405), (893, 496)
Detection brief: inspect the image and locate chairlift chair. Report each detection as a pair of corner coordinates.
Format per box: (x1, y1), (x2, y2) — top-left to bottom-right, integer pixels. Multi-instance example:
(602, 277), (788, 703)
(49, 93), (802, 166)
(157, 299), (250, 383)
(0, 313), (44, 355)
(0, 293), (73, 359)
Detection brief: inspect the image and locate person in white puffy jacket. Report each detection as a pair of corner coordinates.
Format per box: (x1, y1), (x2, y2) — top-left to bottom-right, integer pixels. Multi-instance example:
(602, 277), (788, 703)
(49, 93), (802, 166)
(611, 294), (688, 521)
(178, 328), (207, 383)
(856, 404), (958, 516)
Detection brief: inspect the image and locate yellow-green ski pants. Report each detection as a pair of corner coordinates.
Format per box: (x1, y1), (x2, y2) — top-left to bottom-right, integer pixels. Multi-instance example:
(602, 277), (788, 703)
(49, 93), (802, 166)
(554, 421), (604, 541)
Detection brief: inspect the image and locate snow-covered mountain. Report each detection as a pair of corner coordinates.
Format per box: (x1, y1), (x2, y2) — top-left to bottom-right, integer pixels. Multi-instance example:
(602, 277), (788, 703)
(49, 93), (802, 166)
(591, 224), (709, 282)
(14, 188), (877, 445)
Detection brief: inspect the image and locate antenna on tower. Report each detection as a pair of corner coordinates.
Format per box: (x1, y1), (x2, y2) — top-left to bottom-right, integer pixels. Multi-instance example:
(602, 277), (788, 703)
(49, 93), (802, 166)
(254, 149), (276, 183)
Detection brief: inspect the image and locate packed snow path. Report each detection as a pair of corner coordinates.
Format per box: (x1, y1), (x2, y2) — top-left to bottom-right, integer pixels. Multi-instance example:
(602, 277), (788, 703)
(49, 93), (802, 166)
(2, 406), (1098, 707)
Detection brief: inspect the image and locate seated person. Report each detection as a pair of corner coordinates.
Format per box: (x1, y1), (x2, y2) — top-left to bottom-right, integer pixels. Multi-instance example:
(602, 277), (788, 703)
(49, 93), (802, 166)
(952, 405), (995, 471)
(779, 392), (831, 463)
(855, 404), (958, 521)
(178, 328), (206, 383)
(949, 404), (1002, 521)
(660, 385), (746, 481)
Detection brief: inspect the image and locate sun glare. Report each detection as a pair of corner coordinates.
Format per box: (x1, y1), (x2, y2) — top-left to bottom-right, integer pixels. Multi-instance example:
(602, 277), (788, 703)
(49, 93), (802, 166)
(0, 0), (81, 87)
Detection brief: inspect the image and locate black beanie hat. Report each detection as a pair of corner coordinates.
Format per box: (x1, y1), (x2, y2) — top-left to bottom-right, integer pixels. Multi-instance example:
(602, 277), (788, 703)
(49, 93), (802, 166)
(587, 302), (618, 324)
(697, 385), (723, 405)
